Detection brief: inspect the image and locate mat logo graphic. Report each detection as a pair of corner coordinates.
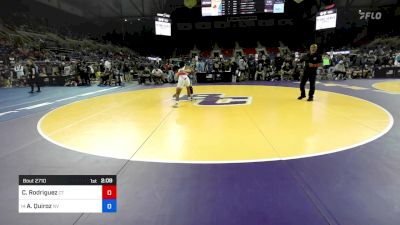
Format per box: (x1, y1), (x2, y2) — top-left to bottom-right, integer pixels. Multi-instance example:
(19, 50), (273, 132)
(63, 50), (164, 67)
(359, 10), (382, 20)
(182, 94), (252, 106)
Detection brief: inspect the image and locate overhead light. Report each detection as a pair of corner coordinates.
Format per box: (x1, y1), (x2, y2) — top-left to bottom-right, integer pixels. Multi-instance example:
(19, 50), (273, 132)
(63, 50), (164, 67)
(124, 19), (128, 22)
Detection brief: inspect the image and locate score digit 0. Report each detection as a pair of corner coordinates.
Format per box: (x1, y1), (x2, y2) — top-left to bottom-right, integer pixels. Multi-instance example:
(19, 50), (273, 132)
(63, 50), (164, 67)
(102, 185), (117, 199)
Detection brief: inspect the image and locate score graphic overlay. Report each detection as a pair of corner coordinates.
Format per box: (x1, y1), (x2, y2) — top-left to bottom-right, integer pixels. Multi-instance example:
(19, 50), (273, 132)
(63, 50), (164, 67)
(202, 0), (285, 16)
(316, 9), (337, 30)
(19, 175), (117, 213)
(155, 13), (171, 36)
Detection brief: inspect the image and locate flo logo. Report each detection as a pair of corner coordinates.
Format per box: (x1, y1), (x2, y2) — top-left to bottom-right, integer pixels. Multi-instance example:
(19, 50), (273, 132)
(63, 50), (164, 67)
(181, 93), (252, 106)
(359, 10), (382, 20)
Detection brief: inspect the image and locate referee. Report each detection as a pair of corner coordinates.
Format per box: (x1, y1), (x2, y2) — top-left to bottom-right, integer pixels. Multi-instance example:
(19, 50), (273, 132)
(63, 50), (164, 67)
(298, 44), (322, 101)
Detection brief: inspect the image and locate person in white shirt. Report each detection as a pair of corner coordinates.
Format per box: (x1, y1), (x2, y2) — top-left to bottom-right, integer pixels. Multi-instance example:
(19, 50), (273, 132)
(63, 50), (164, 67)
(14, 63), (24, 79)
(238, 58), (247, 80)
(104, 60), (112, 71)
(64, 64), (71, 76)
(333, 60), (346, 80)
(88, 65), (95, 78)
(151, 66), (164, 85)
(394, 54), (400, 67)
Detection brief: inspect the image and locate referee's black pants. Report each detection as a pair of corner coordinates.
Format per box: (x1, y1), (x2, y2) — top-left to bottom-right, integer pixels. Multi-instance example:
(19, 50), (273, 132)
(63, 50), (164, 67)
(300, 72), (316, 98)
(29, 77), (40, 92)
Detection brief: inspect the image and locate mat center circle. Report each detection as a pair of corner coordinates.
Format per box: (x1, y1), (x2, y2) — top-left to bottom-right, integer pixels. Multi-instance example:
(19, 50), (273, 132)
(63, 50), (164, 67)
(38, 85), (392, 163)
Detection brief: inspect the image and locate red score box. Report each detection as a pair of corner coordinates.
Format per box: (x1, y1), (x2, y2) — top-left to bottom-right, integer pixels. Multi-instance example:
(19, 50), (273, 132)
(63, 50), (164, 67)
(102, 185), (117, 199)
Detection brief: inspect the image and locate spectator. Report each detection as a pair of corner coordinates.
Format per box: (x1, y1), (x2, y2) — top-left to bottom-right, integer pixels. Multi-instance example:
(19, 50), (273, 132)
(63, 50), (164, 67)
(231, 60), (238, 83)
(14, 62), (24, 82)
(248, 56), (256, 80)
(152, 66), (164, 85)
(395, 54), (400, 67)
(100, 69), (111, 85)
(113, 65), (122, 86)
(292, 62), (302, 81)
(63, 63), (71, 76)
(254, 62), (265, 81)
(280, 62), (293, 81)
(238, 57), (247, 80)
(138, 66), (151, 85)
(88, 64), (95, 79)
(333, 60), (346, 80)
(104, 59), (111, 71)
(122, 62), (130, 82)
(274, 53), (284, 72)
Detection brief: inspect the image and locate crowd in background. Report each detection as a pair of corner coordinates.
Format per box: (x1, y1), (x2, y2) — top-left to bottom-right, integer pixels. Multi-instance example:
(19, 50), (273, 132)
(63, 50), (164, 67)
(1, 26), (399, 88)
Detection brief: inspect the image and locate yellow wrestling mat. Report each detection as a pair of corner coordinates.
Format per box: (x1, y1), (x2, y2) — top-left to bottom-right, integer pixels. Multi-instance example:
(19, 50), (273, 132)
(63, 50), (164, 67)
(373, 81), (400, 94)
(38, 85), (392, 163)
